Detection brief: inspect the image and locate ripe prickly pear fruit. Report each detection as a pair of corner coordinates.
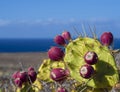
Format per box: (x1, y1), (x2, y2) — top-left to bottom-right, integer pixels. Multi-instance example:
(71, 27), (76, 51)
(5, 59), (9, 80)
(50, 68), (67, 82)
(28, 66), (35, 72)
(48, 46), (64, 61)
(17, 71), (28, 83)
(54, 35), (66, 46)
(56, 87), (68, 92)
(62, 31), (71, 41)
(12, 71), (20, 79)
(84, 51), (98, 65)
(14, 78), (23, 88)
(28, 70), (37, 83)
(100, 32), (113, 46)
(80, 64), (94, 79)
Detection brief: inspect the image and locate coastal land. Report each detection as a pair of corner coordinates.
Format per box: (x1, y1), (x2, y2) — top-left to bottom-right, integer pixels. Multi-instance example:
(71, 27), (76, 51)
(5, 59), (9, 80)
(0, 52), (48, 77)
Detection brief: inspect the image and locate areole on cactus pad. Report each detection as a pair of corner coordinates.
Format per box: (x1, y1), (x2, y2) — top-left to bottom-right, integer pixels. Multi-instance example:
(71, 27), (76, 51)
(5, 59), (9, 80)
(14, 31), (120, 92)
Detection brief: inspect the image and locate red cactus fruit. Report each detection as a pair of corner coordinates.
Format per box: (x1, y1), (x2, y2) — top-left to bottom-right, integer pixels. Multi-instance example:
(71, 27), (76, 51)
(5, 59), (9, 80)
(62, 31), (71, 41)
(100, 32), (113, 46)
(54, 35), (66, 46)
(48, 46), (64, 61)
(28, 70), (37, 83)
(12, 71), (20, 79)
(50, 68), (67, 82)
(84, 51), (98, 65)
(17, 71), (28, 83)
(80, 64), (94, 79)
(56, 87), (68, 92)
(28, 66), (35, 72)
(14, 78), (23, 88)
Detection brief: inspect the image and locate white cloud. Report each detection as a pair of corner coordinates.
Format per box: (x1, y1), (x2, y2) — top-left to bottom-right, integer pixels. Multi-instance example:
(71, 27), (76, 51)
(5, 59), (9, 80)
(0, 18), (120, 28)
(0, 19), (11, 26)
(0, 18), (78, 26)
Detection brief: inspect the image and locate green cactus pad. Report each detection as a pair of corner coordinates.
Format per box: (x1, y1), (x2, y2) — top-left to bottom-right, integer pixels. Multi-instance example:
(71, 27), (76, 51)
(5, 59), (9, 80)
(64, 37), (119, 88)
(33, 59), (65, 91)
(37, 59), (65, 82)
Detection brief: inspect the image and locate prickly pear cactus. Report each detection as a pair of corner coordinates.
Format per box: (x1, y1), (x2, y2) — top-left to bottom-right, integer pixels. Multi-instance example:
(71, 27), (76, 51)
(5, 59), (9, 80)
(64, 37), (119, 88)
(14, 31), (120, 92)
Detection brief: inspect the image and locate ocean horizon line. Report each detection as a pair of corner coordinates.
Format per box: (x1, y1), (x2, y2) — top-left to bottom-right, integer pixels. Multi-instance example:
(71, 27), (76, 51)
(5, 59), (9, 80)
(0, 38), (119, 53)
(0, 37), (119, 40)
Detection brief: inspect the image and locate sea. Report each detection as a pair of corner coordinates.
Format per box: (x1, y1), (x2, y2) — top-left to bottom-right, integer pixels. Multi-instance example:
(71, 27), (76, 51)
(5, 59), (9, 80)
(0, 38), (120, 53)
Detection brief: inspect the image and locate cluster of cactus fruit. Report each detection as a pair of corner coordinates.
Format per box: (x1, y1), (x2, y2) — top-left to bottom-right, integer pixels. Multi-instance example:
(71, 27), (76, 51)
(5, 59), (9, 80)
(12, 67), (37, 91)
(12, 30), (120, 92)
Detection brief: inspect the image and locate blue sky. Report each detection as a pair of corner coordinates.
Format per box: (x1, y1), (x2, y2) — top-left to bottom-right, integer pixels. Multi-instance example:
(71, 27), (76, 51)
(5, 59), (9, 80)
(0, 0), (120, 38)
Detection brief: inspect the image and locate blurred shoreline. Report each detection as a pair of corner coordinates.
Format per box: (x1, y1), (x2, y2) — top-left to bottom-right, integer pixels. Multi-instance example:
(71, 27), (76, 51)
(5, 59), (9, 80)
(0, 52), (48, 76)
